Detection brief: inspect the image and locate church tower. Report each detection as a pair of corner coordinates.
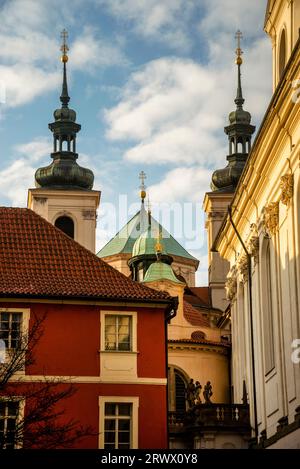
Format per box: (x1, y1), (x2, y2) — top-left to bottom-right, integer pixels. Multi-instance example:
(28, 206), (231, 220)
(203, 31), (255, 311)
(27, 30), (100, 253)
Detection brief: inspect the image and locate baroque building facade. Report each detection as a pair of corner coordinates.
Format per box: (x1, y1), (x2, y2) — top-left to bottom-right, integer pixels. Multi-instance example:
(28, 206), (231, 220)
(210, 0), (300, 448)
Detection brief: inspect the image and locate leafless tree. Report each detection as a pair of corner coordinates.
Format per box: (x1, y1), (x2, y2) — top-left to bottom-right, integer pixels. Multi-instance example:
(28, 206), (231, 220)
(0, 314), (96, 449)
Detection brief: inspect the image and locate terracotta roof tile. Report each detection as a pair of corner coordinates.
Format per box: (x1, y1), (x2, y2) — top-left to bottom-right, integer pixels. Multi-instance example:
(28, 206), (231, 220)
(183, 300), (210, 327)
(0, 208), (172, 302)
(189, 287), (210, 306)
(169, 338), (230, 348)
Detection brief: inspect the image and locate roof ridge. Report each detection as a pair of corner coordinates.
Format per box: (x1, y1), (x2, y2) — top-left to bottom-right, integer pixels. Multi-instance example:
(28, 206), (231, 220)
(0, 207), (172, 302)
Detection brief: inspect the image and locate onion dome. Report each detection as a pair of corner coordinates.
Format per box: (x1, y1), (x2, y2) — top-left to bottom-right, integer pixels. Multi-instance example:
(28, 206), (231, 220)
(143, 260), (184, 285)
(35, 29), (94, 191)
(211, 30), (255, 192)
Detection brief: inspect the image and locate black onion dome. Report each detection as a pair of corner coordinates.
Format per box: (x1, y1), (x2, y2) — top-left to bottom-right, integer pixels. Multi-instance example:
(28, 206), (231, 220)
(34, 53), (94, 191)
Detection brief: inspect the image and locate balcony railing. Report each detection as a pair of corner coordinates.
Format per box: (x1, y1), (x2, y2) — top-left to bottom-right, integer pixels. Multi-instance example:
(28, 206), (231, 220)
(169, 403), (250, 433)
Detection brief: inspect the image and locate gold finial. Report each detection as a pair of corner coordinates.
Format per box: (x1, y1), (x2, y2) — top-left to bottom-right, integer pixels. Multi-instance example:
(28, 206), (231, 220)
(60, 29), (69, 63)
(155, 229), (163, 254)
(235, 30), (243, 65)
(139, 171), (147, 202)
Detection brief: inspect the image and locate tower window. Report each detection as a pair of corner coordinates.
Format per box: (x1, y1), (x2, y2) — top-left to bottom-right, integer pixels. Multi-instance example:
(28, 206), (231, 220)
(279, 29), (286, 78)
(55, 216), (74, 239)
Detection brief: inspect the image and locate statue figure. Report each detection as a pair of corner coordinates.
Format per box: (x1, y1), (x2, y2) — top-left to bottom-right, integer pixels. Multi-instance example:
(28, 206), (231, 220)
(186, 378), (196, 408)
(194, 381), (202, 404)
(203, 381), (213, 404)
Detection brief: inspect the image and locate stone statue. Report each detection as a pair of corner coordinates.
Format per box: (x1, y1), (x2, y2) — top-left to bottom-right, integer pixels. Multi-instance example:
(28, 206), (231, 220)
(186, 378), (196, 408)
(203, 381), (213, 404)
(194, 381), (202, 404)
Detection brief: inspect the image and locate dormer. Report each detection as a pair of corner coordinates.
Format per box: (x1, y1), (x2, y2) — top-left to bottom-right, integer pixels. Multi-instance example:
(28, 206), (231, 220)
(265, 0), (300, 90)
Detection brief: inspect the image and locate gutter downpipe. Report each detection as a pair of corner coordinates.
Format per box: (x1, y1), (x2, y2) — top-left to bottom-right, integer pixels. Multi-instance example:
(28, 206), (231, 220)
(165, 297), (178, 449)
(228, 206), (258, 444)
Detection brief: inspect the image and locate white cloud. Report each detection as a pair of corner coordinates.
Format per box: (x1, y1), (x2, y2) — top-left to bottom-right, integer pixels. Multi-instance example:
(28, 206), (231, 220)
(0, 0), (128, 110)
(15, 137), (52, 163)
(71, 27), (128, 71)
(0, 137), (51, 206)
(99, 0), (197, 51)
(104, 37), (271, 167)
(0, 65), (60, 108)
(148, 167), (212, 204)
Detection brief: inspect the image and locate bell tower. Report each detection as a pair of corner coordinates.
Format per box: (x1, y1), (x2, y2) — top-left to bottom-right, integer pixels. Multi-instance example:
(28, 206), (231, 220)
(28, 30), (100, 253)
(203, 31), (255, 311)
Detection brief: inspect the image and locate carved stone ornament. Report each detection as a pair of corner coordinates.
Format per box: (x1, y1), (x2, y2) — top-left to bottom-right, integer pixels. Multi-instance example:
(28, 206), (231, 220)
(237, 254), (248, 282)
(264, 202), (279, 235)
(225, 266), (237, 301)
(247, 223), (259, 264)
(280, 174), (294, 206)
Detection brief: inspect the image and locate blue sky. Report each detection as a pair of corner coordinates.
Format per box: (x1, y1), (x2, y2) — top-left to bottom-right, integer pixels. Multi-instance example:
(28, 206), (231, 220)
(0, 0), (272, 284)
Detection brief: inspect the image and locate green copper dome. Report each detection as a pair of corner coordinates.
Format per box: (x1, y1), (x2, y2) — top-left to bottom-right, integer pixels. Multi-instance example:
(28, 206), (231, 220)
(132, 226), (166, 258)
(143, 260), (184, 284)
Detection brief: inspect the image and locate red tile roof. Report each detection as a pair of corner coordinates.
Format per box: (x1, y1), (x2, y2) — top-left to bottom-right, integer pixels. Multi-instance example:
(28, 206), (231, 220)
(0, 208), (172, 303)
(183, 300), (210, 327)
(169, 338), (230, 348)
(189, 287), (210, 306)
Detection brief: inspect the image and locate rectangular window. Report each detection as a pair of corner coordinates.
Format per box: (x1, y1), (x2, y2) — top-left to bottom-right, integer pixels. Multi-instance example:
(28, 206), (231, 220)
(0, 401), (20, 449)
(105, 315), (131, 351)
(0, 312), (22, 350)
(104, 402), (132, 449)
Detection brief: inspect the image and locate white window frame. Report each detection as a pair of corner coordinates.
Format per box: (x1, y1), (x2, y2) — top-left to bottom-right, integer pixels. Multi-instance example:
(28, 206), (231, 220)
(100, 311), (137, 353)
(0, 308), (30, 368)
(0, 397), (25, 449)
(98, 396), (139, 449)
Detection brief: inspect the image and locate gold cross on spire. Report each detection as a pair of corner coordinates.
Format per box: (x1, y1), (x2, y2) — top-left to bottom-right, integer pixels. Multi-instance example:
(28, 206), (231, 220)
(60, 29), (69, 63)
(139, 171), (147, 202)
(235, 30), (243, 65)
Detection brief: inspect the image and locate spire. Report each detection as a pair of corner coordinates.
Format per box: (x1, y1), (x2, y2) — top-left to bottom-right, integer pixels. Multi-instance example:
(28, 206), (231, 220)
(34, 30), (94, 191)
(139, 171), (147, 204)
(210, 30), (256, 193)
(60, 29), (70, 108)
(234, 30), (245, 110)
(147, 194), (152, 226)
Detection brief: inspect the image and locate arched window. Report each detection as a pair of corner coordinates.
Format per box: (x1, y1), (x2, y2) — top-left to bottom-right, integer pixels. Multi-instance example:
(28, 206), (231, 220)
(279, 29), (286, 78)
(174, 371), (186, 412)
(55, 216), (74, 239)
(168, 366), (189, 412)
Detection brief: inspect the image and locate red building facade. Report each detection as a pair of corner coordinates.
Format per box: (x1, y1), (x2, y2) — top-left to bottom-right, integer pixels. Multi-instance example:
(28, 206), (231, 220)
(0, 208), (176, 449)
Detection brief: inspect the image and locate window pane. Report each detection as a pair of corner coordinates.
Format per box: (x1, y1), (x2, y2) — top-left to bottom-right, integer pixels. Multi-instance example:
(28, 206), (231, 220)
(119, 420), (130, 431)
(7, 418), (16, 431)
(105, 403), (116, 415)
(0, 313), (9, 322)
(118, 431), (130, 443)
(118, 341), (130, 351)
(104, 419), (115, 431)
(104, 432), (115, 443)
(104, 443), (115, 449)
(119, 443), (130, 449)
(118, 404), (131, 416)
(7, 402), (18, 416)
(105, 316), (116, 326)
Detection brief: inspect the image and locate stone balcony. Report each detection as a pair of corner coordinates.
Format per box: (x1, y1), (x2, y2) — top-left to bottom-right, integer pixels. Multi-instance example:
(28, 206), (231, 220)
(168, 404), (250, 434)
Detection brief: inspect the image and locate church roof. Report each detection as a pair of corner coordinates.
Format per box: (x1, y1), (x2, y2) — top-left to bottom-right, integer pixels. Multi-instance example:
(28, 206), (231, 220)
(97, 206), (198, 263)
(143, 260), (184, 285)
(0, 207), (173, 303)
(183, 300), (210, 327)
